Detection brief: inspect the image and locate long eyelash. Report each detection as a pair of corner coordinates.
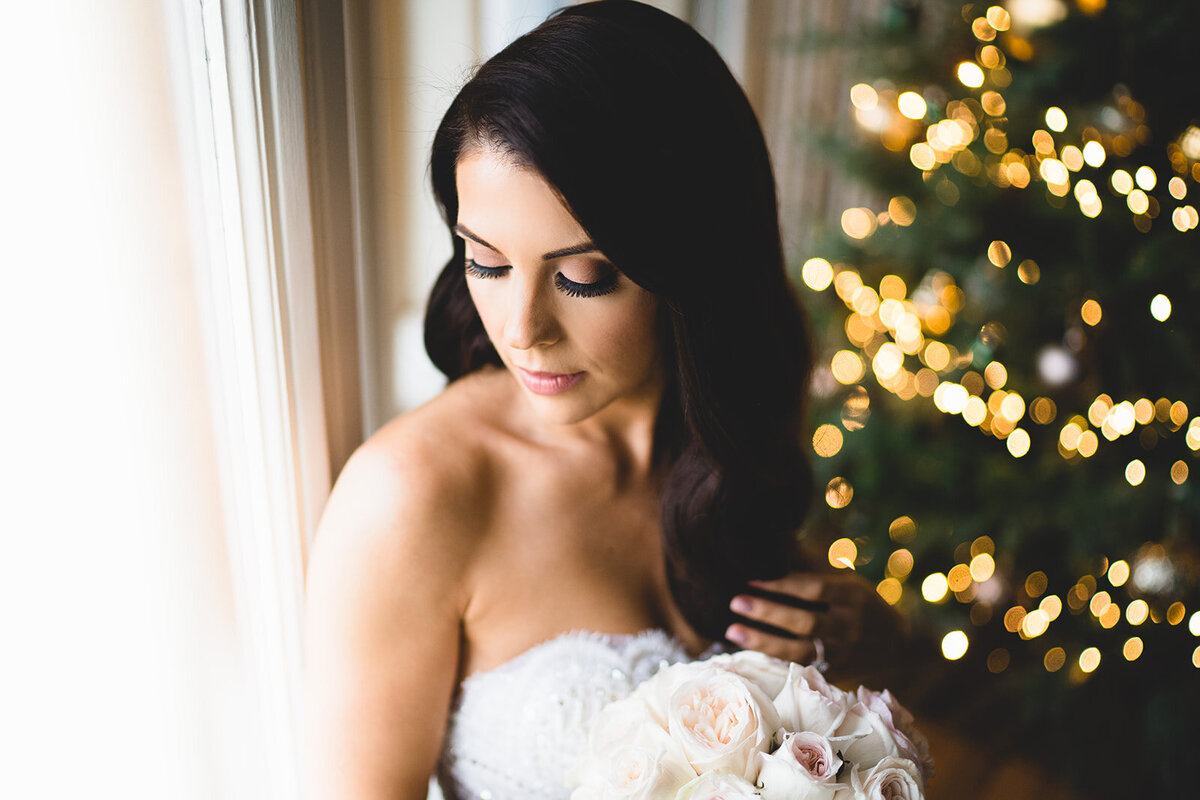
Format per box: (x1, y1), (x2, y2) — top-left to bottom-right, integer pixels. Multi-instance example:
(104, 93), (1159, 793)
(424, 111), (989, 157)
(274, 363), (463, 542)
(466, 257), (618, 298)
(464, 258), (508, 279)
(555, 272), (618, 298)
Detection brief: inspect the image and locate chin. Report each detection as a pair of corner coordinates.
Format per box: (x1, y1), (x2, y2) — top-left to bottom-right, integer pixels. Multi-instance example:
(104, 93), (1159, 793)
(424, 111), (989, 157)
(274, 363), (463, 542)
(524, 393), (606, 425)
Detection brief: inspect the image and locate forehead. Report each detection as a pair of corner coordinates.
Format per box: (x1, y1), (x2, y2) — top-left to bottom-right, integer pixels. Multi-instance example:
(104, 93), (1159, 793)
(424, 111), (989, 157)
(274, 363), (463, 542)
(455, 150), (587, 252)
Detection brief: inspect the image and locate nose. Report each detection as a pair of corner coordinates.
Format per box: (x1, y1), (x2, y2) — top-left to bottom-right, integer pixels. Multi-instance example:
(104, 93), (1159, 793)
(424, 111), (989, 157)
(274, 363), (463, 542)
(502, 273), (559, 351)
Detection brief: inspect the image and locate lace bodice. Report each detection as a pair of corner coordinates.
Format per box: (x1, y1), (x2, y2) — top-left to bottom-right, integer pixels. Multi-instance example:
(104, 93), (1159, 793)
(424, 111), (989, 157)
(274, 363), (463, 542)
(435, 629), (695, 800)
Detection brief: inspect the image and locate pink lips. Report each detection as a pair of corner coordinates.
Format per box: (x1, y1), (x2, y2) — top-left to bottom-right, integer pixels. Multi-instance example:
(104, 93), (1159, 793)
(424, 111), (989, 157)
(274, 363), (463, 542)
(517, 367), (586, 395)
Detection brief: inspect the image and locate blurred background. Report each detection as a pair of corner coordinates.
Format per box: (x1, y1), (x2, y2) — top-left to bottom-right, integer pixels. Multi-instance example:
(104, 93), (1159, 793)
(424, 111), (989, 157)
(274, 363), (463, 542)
(3, 0), (1195, 797)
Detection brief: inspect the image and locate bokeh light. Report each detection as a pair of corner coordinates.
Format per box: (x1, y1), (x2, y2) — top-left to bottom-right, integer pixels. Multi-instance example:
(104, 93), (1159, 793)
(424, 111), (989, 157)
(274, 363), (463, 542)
(1150, 294), (1171, 321)
(1007, 428), (1031, 457)
(887, 548), (914, 580)
(1135, 165), (1156, 190)
(1111, 169), (1134, 194)
(841, 207), (877, 239)
(825, 478), (854, 510)
(1127, 599), (1149, 625)
(1021, 608), (1049, 638)
(850, 83), (878, 110)
(922, 572), (949, 603)
(801, 257), (834, 291)
(898, 91), (927, 120)
(1017, 259), (1040, 284)
(1040, 595), (1062, 621)
(812, 424), (844, 457)
(1079, 647), (1101, 673)
(957, 61), (985, 88)
(889, 515), (917, 543)
(942, 630), (969, 660)
(969, 553), (995, 582)
(841, 386), (871, 430)
(948, 564), (972, 592)
(888, 196), (916, 226)
(831, 350), (865, 384)
(987, 240), (1012, 267)
(877, 577), (903, 605)
(1045, 106), (1067, 132)
(827, 536), (857, 568)
(1082, 140), (1106, 167)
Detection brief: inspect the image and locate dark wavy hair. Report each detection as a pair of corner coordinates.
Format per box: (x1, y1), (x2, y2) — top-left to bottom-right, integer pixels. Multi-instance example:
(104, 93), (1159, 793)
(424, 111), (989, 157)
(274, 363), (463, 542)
(424, 0), (814, 641)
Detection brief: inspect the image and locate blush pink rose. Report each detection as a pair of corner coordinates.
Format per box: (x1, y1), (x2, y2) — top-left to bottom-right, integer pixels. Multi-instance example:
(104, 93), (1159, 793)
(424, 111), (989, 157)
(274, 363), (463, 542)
(849, 755), (924, 800)
(756, 731), (844, 800)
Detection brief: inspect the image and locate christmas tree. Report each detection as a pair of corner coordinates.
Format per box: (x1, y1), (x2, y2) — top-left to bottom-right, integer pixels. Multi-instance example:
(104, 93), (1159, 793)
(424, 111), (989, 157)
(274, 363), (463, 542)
(793, 0), (1200, 793)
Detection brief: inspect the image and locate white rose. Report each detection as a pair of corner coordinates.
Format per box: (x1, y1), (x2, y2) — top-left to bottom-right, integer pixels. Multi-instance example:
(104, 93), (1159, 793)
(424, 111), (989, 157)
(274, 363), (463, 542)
(848, 756), (924, 800)
(773, 662), (855, 736)
(570, 697), (695, 797)
(709, 650), (791, 699)
(756, 731), (845, 800)
(835, 701), (900, 769)
(592, 697), (659, 757)
(667, 668), (781, 782)
(637, 661), (715, 729)
(673, 772), (761, 800)
(597, 740), (694, 800)
(855, 689), (933, 780)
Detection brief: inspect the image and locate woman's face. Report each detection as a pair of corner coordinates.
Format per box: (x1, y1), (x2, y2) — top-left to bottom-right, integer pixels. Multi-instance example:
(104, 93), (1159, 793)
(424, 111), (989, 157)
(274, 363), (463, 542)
(455, 149), (663, 426)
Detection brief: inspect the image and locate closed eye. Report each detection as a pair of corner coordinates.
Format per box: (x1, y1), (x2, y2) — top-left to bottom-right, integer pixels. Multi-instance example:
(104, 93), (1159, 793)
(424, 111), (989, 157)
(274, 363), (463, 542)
(555, 271), (618, 298)
(465, 258), (619, 298)
(464, 258), (509, 279)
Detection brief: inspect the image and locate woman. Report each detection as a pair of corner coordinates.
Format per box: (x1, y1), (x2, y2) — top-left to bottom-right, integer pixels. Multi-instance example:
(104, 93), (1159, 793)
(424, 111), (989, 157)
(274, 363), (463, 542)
(305, 3), (900, 798)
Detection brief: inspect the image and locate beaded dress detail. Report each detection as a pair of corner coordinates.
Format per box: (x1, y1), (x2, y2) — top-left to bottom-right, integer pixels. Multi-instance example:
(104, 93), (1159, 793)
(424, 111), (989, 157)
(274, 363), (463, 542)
(435, 629), (693, 800)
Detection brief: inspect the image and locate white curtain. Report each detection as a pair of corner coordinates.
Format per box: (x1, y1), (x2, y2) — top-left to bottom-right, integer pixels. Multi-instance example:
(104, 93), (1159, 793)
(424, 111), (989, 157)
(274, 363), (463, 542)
(0, 1), (325, 796)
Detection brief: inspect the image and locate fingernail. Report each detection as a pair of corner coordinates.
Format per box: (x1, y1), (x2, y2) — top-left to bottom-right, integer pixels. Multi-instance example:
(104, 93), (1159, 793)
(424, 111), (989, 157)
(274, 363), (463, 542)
(725, 625), (747, 644)
(730, 595), (753, 614)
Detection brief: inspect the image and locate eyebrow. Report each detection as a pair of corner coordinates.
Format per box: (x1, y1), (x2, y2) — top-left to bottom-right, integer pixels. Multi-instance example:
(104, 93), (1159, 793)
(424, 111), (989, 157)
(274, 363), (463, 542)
(454, 223), (600, 261)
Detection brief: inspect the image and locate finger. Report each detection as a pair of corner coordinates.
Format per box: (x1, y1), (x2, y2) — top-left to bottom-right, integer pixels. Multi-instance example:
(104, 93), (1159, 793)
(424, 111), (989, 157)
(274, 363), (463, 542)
(749, 574), (861, 606)
(733, 594), (865, 644)
(725, 623), (818, 664)
(747, 574), (824, 602)
(731, 594), (823, 637)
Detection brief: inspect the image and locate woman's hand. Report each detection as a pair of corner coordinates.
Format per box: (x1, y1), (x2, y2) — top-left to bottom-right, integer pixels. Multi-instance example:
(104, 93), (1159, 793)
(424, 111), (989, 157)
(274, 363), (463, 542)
(725, 571), (907, 679)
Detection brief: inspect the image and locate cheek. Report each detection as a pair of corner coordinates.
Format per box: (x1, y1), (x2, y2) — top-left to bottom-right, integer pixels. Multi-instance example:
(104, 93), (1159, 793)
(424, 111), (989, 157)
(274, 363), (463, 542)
(590, 295), (661, 367)
(467, 281), (503, 335)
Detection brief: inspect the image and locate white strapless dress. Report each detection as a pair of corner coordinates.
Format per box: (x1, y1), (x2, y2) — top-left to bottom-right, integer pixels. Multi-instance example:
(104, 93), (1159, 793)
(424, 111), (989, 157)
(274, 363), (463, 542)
(435, 629), (706, 800)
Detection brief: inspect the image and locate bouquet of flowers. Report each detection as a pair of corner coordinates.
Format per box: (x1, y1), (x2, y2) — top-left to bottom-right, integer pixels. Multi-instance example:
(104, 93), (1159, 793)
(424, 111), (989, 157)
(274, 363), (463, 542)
(567, 650), (933, 800)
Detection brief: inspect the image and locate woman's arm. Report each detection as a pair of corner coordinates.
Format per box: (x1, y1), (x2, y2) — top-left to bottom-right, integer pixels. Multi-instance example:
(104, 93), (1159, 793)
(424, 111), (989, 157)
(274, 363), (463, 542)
(304, 442), (475, 800)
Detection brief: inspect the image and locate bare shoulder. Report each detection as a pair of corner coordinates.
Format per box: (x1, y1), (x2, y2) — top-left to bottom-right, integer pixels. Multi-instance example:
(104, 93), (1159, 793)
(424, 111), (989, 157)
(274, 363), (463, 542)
(303, 369), (515, 798)
(309, 367), (513, 597)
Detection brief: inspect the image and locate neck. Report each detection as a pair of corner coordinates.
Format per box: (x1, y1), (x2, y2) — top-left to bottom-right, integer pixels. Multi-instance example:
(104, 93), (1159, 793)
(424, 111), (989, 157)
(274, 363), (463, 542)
(516, 370), (666, 480)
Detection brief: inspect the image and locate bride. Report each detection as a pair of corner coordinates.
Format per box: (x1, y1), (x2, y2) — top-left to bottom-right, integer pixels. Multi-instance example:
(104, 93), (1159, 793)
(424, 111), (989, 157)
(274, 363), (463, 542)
(305, 2), (901, 798)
